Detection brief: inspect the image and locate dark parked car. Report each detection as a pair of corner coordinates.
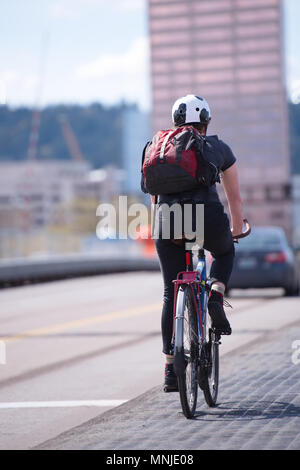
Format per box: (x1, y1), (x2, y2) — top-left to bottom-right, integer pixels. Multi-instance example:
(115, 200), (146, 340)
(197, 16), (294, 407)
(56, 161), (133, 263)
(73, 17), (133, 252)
(227, 226), (300, 296)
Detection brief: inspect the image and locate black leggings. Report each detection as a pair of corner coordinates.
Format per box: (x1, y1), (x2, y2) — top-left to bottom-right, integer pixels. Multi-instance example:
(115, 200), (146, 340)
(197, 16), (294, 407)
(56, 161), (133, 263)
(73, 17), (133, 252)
(154, 202), (235, 355)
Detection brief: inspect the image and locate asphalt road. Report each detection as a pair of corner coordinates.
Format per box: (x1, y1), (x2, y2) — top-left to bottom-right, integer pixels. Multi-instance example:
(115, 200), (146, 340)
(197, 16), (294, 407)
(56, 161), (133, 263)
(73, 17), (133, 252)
(0, 272), (299, 450)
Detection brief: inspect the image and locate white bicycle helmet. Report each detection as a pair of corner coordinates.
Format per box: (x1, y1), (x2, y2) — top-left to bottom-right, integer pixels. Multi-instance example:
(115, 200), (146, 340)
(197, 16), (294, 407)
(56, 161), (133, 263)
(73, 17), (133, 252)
(172, 94), (211, 126)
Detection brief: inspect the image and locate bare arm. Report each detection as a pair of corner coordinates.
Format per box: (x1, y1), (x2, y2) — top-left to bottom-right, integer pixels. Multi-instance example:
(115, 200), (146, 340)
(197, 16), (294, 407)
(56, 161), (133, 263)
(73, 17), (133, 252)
(221, 163), (244, 237)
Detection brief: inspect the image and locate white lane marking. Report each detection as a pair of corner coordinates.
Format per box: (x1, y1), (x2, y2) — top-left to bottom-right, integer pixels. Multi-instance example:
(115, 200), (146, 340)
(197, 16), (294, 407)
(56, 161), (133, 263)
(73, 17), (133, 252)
(0, 400), (128, 409)
(0, 341), (6, 364)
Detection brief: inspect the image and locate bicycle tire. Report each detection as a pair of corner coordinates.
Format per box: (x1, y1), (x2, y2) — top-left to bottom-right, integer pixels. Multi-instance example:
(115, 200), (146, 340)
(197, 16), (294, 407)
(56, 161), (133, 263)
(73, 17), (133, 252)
(174, 286), (199, 419)
(199, 329), (219, 407)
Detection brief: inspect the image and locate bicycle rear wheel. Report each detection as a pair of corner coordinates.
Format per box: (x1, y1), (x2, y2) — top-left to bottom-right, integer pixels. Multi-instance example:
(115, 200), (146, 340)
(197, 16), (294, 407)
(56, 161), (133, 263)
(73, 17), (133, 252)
(174, 287), (199, 419)
(199, 328), (219, 407)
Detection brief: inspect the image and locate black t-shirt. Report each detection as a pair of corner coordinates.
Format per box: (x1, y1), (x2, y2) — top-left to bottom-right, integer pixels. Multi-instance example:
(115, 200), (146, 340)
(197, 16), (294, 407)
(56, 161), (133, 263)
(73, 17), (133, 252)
(158, 135), (236, 205)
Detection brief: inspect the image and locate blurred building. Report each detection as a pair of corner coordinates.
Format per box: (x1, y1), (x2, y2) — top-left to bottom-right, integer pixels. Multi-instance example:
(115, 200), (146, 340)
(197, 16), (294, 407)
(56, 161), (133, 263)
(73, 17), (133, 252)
(0, 161), (90, 230)
(88, 166), (125, 202)
(0, 160), (127, 258)
(148, 0), (292, 238)
(122, 106), (150, 194)
(0, 161), (126, 230)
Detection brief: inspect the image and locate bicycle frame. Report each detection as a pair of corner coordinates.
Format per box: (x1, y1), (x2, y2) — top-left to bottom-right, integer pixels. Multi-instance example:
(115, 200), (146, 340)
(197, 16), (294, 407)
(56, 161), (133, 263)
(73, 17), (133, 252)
(172, 248), (208, 351)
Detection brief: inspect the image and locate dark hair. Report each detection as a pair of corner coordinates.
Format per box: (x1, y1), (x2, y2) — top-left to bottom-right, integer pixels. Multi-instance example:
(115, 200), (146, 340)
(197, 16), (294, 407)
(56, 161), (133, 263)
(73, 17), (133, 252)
(174, 122), (207, 134)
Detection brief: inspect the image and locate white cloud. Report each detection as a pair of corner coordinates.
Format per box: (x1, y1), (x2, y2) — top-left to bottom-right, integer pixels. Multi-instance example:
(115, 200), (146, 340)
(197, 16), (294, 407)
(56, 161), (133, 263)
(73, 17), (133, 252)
(0, 70), (17, 105)
(0, 81), (7, 105)
(23, 74), (39, 91)
(75, 36), (150, 109)
(290, 79), (300, 104)
(286, 54), (300, 102)
(77, 37), (149, 79)
(0, 69), (41, 106)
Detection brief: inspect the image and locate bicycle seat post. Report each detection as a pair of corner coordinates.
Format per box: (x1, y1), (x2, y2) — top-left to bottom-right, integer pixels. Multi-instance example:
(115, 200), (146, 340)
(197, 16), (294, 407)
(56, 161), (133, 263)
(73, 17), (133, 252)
(185, 249), (193, 272)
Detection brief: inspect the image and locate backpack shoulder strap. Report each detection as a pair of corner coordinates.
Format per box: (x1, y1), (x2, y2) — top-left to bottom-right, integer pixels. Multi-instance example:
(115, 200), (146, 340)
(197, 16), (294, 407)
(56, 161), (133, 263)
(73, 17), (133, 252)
(141, 141), (151, 168)
(140, 141), (151, 194)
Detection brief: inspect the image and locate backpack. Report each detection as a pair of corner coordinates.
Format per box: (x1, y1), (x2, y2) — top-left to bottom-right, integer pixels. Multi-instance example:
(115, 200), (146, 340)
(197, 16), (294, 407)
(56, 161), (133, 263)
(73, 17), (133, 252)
(140, 125), (220, 196)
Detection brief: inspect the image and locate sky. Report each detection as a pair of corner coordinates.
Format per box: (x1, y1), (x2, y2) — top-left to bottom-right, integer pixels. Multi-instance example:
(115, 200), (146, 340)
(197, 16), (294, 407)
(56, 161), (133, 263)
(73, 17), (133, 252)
(0, 0), (299, 110)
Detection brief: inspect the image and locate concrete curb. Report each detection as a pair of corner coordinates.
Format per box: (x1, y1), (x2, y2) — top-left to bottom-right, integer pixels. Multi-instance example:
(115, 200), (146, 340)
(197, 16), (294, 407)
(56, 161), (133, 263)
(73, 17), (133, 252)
(0, 255), (160, 285)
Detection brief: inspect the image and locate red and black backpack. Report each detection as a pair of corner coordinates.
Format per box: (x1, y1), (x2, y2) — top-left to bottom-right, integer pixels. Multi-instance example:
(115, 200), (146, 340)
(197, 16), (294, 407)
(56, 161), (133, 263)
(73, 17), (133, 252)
(141, 125), (220, 196)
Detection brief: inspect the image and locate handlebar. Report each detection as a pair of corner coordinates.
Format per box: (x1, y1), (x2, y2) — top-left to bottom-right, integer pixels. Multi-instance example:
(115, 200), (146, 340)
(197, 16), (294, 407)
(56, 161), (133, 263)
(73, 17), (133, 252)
(233, 218), (251, 243)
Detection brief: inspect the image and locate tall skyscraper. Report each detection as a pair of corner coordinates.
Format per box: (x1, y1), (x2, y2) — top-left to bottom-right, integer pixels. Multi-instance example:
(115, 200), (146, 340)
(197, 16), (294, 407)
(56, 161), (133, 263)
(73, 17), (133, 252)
(148, 0), (291, 236)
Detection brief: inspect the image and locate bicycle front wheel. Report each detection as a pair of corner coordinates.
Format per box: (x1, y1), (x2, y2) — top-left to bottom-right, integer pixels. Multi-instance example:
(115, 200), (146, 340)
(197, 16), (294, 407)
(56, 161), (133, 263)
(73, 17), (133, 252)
(174, 286), (199, 419)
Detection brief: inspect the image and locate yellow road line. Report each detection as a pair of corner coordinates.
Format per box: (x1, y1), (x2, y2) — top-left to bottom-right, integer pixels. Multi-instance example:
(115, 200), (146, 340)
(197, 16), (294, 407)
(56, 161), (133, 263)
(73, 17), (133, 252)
(0, 302), (161, 345)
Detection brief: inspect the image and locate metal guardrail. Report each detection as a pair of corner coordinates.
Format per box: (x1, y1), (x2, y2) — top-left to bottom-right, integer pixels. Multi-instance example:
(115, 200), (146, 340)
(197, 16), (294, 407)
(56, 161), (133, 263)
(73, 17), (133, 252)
(0, 254), (160, 286)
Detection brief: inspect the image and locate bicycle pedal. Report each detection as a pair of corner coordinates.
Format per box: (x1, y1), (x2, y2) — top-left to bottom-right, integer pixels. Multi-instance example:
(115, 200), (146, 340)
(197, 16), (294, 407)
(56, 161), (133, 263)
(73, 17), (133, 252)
(163, 386), (178, 393)
(212, 327), (229, 338)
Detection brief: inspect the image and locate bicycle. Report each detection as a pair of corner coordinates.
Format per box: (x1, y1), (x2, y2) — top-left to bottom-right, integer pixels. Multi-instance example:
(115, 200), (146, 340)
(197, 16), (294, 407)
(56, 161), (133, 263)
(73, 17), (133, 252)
(170, 219), (251, 419)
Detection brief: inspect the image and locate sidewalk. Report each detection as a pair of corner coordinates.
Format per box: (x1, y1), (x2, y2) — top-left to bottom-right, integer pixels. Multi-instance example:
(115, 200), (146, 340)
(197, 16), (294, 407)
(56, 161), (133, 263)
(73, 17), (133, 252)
(36, 321), (300, 450)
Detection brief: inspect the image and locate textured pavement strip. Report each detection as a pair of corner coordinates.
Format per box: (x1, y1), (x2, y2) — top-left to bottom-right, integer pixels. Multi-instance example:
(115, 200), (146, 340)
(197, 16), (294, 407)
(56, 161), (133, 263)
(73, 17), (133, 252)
(36, 323), (300, 450)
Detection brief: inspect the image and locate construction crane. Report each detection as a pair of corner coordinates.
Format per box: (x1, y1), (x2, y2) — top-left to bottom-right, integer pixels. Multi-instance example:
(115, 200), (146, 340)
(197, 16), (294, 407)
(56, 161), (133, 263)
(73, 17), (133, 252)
(27, 33), (49, 161)
(58, 114), (85, 163)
